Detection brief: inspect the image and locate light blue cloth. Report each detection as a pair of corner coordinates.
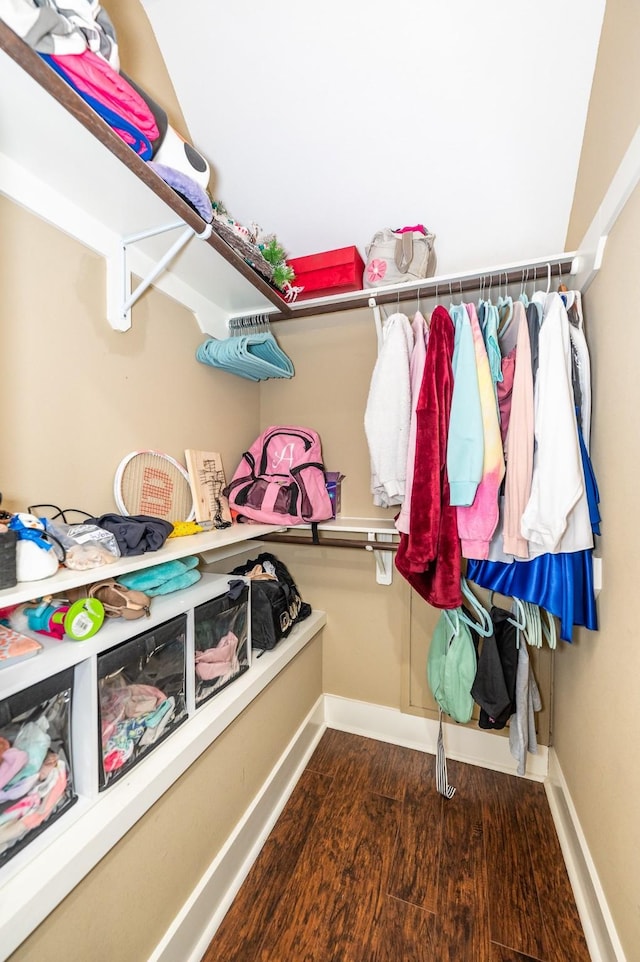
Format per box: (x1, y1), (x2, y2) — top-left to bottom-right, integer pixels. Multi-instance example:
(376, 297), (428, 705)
(479, 301), (503, 406)
(447, 304), (484, 506)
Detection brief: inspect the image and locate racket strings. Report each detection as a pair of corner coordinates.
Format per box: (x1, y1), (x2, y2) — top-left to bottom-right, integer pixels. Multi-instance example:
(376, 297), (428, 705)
(116, 452), (195, 522)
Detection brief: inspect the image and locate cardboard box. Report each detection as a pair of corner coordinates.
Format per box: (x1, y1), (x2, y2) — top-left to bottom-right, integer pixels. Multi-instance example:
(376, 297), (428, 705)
(287, 247), (365, 300)
(324, 472), (345, 519)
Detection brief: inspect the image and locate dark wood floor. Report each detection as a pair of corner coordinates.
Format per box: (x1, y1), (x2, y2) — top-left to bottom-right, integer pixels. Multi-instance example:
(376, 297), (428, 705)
(202, 729), (591, 962)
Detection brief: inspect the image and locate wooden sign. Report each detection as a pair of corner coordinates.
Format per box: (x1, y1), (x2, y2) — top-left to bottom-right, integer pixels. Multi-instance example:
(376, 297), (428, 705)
(184, 450), (233, 526)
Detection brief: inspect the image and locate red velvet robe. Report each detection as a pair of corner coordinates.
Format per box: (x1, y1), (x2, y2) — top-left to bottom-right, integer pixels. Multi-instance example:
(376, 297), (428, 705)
(395, 305), (462, 609)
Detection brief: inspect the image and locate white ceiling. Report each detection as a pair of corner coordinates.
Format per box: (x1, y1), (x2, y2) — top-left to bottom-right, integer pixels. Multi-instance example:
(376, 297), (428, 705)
(141, 0), (605, 275)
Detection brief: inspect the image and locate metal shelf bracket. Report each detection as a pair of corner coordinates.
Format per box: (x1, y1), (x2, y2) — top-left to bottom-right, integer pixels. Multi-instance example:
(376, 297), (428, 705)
(107, 220), (213, 331)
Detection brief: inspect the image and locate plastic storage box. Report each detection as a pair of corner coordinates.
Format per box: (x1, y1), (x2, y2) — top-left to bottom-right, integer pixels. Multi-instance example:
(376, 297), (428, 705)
(0, 668), (77, 866)
(194, 579), (250, 706)
(97, 614), (187, 789)
(286, 246), (365, 300)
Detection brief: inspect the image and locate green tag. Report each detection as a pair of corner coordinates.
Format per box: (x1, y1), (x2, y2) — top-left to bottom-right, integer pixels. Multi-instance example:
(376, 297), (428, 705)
(64, 598), (105, 641)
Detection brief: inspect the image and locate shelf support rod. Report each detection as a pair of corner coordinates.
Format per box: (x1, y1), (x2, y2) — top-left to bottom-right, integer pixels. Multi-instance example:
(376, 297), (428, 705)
(365, 531), (395, 585)
(108, 220), (213, 332)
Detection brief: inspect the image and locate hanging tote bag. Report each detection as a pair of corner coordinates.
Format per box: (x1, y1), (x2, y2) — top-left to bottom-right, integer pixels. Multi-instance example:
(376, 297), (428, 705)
(426, 579), (491, 798)
(363, 225), (436, 288)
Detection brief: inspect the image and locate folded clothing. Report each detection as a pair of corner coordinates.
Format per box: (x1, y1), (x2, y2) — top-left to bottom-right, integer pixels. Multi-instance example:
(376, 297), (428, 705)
(147, 162), (213, 222)
(117, 556), (201, 595)
(87, 515), (173, 556)
(50, 50), (161, 148)
(195, 632), (239, 680)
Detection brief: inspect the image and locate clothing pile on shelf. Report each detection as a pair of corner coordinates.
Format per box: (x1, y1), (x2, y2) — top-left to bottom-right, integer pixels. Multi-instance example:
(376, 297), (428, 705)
(98, 622), (187, 788)
(364, 287), (599, 642)
(100, 681), (177, 775)
(0, 691), (75, 862)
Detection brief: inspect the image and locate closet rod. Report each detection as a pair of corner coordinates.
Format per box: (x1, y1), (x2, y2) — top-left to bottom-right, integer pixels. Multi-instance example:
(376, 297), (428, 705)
(262, 533), (399, 552)
(265, 252), (578, 321)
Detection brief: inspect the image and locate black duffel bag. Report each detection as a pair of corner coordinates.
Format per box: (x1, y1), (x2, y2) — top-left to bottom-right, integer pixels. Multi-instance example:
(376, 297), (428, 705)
(230, 552), (311, 650)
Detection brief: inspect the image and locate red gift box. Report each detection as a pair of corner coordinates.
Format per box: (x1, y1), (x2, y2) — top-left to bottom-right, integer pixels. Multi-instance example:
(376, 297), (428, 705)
(287, 246), (365, 300)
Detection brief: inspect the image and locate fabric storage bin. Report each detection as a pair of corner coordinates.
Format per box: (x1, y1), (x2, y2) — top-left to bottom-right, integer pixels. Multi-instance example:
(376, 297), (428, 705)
(194, 580), (249, 707)
(98, 614), (187, 789)
(286, 246), (365, 300)
(0, 668), (77, 866)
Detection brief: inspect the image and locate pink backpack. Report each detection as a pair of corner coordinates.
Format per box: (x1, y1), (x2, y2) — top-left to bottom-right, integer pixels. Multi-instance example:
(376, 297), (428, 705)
(224, 426), (333, 525)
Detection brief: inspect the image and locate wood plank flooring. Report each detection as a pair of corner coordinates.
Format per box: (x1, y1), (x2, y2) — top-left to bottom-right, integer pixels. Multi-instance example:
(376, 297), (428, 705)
(202, 729), (591, 962)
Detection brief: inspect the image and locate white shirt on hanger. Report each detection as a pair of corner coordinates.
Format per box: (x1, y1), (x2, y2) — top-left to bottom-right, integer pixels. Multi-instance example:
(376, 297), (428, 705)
(521, 292), (593, 554)
(364, 311), (414, 508)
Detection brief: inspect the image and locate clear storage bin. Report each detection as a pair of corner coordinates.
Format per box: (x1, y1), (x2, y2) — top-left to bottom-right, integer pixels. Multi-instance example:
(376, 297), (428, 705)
(194, 580), (249, 707)
(98, 614), (187, 789)
(0, 668), (76, 866)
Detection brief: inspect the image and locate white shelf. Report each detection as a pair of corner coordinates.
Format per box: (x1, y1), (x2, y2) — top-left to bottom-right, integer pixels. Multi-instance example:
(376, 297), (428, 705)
(0, 572), (242, 700)
(263, 516), (399, 586)
(300, 515), (399, 535)
(0, 593), (326, 960)
(0, 522), (285, 611)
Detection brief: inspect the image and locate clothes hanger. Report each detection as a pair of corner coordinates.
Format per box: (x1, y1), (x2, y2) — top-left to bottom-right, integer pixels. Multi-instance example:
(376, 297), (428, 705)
(196, 314), (294, 381)
(497, 272), (513, 338)
(542, 609), (558, 650)
(459, 578), (493, 637)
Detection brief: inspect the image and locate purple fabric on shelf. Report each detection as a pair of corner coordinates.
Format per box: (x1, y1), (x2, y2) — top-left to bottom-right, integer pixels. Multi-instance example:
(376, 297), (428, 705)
(147, 161), (212, 222)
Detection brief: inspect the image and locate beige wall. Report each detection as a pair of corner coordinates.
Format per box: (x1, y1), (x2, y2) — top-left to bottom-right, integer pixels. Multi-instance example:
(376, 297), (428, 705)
(566, 0), (640, 249)
(558, 1), (640, 956)
(101, 0), (191, 143)
(259, 312), (409, 709)
(8, 638), (323, 962)
(0, 197), (259, 513)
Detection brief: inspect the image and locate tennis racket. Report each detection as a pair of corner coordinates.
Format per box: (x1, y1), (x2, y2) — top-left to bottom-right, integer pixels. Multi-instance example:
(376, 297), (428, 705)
(114, 451), (195, 522)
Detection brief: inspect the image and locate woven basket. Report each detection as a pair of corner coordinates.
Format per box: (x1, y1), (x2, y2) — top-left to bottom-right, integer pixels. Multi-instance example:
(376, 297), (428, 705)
(0, 530), (17, 589)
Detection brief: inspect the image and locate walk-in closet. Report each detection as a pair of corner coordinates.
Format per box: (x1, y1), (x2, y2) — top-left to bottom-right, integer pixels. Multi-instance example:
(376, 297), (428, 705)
(0, 2), (638, 961)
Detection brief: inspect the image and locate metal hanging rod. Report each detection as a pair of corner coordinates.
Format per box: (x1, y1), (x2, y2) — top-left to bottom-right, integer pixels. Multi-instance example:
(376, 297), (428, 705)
(262, 532), (399, 551)
(262, 251), (580, 322)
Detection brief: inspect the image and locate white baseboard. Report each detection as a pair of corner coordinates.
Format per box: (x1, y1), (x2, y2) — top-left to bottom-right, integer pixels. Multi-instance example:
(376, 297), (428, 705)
(546, 749), (627, 962)
(323, 693), (549, 780)
(149, 695), (326, 962)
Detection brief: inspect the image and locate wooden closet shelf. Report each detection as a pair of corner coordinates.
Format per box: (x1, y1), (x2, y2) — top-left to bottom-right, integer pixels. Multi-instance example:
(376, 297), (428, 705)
(0, 22), (292, 337)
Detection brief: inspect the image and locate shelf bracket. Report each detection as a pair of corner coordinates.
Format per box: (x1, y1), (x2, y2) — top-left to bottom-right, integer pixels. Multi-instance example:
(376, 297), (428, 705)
(107, 220), (213, 331)
(365, 531), (395, 585)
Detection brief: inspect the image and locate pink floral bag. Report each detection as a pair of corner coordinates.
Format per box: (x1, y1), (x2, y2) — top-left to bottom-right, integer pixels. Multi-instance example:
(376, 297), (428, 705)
(363, 225), (436, 289)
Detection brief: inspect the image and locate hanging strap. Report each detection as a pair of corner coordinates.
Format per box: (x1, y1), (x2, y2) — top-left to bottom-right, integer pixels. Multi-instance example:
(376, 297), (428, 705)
(395, 232), (414, 274)
(370, 299), (384, 354)
(435, 709), (456, 799)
